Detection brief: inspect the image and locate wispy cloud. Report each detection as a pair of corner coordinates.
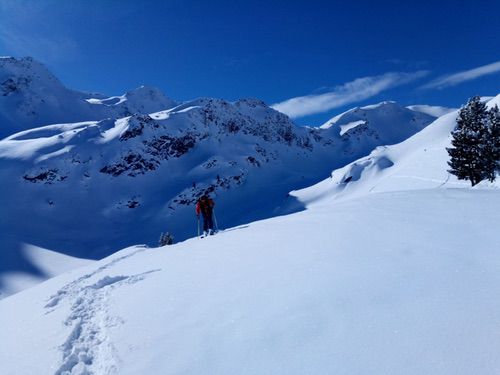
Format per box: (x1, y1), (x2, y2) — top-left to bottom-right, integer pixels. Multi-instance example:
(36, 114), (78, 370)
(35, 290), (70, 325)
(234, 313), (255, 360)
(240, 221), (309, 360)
(272, 71), (429, 118)
(421, 61), (500, 90)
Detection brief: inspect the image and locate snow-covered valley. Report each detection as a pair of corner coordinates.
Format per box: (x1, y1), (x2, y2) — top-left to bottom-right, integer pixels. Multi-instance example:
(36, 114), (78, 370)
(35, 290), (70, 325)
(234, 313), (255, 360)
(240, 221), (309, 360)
(0, 56), (499, 375)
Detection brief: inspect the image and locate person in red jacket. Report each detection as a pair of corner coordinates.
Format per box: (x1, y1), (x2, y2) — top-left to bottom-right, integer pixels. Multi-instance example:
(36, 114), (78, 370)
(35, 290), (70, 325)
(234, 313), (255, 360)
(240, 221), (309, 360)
(196, 194), (215, 235)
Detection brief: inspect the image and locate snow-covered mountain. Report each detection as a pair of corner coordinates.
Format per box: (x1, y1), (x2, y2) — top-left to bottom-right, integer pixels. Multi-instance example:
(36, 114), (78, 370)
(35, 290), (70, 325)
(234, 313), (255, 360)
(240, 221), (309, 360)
(0, 88), (442, 296)
(320, 101), (434, 141)
(3, 56), (486, 302)
(0, 96), (498, 375)
(294, 94), (500, 205)
(0, 57), (176, 137)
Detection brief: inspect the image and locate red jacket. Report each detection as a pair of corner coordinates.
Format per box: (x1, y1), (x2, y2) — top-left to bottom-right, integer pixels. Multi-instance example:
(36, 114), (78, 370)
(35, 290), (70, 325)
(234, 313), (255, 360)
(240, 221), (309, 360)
(196, 197), (215, 216)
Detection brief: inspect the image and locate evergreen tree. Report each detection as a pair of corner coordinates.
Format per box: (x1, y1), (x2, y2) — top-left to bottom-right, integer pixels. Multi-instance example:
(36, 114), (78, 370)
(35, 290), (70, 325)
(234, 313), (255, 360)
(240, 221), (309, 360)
(485, 104), (500, 180)
(447, 96), (489, 186)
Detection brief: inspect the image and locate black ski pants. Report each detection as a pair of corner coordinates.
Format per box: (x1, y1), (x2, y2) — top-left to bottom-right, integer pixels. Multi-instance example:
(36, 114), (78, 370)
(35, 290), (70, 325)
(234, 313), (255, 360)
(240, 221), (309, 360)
(202, 212), (214, 232)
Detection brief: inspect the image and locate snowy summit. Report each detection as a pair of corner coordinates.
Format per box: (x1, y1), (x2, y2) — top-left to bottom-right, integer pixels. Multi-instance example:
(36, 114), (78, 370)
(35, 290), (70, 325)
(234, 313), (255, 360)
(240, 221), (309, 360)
(0, 57), (176, 138)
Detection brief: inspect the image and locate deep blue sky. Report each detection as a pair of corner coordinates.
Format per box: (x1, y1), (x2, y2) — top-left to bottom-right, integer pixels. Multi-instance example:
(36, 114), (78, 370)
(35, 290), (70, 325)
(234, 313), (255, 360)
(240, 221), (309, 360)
(1, 0), (499, 125)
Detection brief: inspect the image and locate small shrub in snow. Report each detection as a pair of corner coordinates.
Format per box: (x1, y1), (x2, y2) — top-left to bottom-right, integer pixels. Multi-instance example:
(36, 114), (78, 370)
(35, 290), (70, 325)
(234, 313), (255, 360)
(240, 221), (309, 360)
(159, 232), (174, 246)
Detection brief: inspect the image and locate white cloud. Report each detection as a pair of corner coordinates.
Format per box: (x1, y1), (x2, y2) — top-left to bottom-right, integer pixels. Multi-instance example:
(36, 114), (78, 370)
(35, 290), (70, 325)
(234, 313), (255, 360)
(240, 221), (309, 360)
(272, 71), (429, 118)
(421, 61), (500, 90)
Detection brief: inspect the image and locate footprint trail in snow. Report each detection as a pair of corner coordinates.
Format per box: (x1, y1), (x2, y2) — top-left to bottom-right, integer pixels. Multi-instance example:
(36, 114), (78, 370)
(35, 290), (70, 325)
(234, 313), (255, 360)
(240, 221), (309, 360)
(44, 247), (161, 375)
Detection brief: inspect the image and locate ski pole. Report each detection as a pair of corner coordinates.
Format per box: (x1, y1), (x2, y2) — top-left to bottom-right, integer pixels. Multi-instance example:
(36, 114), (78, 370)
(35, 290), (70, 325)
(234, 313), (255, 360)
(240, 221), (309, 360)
(197, 215), (200, 237)
(213, 209), (219, 231)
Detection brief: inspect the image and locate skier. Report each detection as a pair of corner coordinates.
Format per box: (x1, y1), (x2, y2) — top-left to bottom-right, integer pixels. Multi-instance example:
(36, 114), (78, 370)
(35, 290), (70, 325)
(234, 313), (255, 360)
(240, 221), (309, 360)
(196, 194), (216, 236)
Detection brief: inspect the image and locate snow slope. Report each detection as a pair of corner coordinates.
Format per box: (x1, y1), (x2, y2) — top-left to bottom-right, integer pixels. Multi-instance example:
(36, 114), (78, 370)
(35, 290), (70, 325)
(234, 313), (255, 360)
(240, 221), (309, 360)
(0, 57), (176, 137)
(293, 95), (500, 206)
(0, 189), (498, 375)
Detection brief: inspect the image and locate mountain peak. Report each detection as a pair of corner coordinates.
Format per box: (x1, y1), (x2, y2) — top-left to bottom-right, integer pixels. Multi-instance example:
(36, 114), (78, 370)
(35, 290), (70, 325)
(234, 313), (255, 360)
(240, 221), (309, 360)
(320, 101), (414, 129)
(0, 56), (56, 78)
(0, 56), (64, 91)
(358, 100), (398, 110)
(235, 98), (268, 107)
(318, 100), (436, 146)
(125, 85), (170, 99)
(0, 58), (177, 138)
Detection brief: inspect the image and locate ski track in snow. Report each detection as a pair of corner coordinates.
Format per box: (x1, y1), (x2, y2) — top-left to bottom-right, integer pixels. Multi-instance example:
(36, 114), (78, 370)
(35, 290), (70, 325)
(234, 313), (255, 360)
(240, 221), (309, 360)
(43, 247), (161, 375)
